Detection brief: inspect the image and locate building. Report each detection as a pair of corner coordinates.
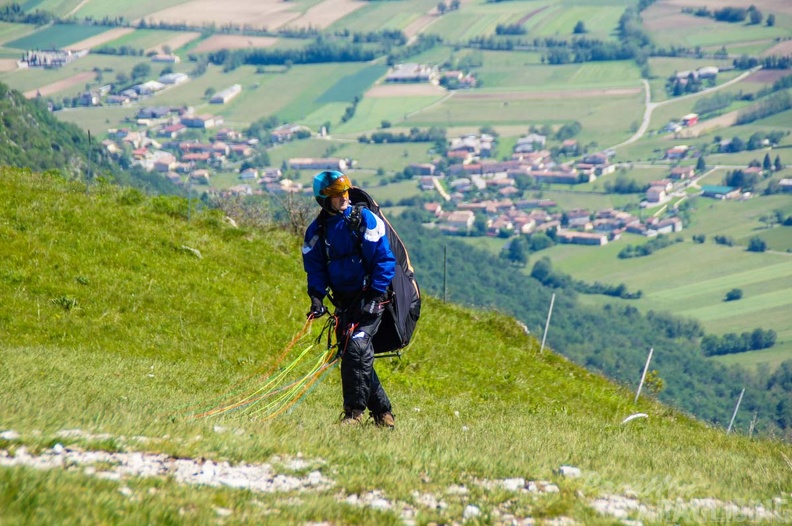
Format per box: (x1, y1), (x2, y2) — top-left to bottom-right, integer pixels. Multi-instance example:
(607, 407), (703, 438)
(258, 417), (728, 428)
(670, 166), (695, 180)
(288, 158), (347, 171)
(701, 185), (740, 200)
(210, 84), (242, 104)
(682, 113), (699, 126)
(386, 63), (439, 83)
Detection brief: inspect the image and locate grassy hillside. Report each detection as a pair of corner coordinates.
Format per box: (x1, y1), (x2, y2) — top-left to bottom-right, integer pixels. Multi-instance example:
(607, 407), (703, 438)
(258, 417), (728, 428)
(1, 168), (791, 524)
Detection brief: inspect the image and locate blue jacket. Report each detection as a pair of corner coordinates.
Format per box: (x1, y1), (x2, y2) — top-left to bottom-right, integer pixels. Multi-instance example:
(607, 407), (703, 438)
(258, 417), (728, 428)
(302, 206), (396, 299)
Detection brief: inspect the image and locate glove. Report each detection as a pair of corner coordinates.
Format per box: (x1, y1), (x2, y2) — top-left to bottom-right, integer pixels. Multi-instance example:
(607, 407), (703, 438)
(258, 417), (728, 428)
(361, 290), (387, 317)
(307, 296), (327, 319)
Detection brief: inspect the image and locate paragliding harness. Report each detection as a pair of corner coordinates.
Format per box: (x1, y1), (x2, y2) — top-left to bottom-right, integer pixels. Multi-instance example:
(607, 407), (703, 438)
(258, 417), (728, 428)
(315, 187), (421, 358)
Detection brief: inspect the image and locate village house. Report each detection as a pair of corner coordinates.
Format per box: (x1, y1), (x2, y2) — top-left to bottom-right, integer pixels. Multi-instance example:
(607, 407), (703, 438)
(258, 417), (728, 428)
(419, 176), (437, 191)
(646, 186), (667, 203)
(288, 158), (347, 171)
(487, 216), (514, 236)
(556, 229), (608, 246)
(650, 179), (674, 193)
(566, 209), (592, 229)
(158, 123), (186, 138)
(229, 144), (254, 157)
(561, 139), (578, 154)
(409, 163), (436, 176)
(138, 106), (171, 119)
(670, 166), (695, 180)
(779, 178), (792, 193)
(530, 168), (580, 185)
(650, 217), (683, 235)
(514, 134), (546, 153)
(181, 114), (221, 129)
(443, 210), (475, 233)
(152, 152), (177, 172)
(666, 145), (689, 160)
(424, 202), (443, 217)
(515, 199), (556, 209)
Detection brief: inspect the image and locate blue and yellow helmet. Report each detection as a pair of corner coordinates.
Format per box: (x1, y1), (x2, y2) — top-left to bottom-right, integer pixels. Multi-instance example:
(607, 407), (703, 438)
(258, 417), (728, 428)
(313, 170), (352, 206)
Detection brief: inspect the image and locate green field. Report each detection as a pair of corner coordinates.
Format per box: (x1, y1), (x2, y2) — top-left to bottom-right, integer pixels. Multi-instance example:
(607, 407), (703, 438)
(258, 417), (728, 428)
(403, 91), (644, 147)
(335, 94), (449, 135)
(99, 29), (196, 53)
(72, 0), (189, 21)
(329, 0), (438, 33)
(54, 106), (138, 135)
(12, 0), (85, 17)
(474, 55), (642, 90)
(5, 24), (109, 50)
(547, 194), (792, 368)
(529, 4), (626, 41)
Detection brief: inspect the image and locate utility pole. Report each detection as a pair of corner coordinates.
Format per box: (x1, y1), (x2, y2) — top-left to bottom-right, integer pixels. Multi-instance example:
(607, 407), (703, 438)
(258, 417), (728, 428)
(86, 130), (92, 193)
(635, 347), (654, 403)
(539, 293), (555, 353)
(443, 244), (447, 302)
(727, 388), (745, 435)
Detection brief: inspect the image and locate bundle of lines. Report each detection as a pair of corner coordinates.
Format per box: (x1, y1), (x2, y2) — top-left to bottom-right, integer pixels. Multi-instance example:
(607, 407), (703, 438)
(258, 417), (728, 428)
(196, 317), (338, 421)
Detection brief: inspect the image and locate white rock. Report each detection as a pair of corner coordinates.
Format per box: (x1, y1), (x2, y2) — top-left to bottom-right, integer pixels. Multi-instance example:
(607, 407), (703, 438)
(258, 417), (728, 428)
(0, 430), (20, 440)
(558, 465), (581, 478)
(214, 507), (232, 517)
(463, 504), (481, 520)
(446, 484), (468, 495)
(501, 478), (525, 491)
(52, 443), (65, 455)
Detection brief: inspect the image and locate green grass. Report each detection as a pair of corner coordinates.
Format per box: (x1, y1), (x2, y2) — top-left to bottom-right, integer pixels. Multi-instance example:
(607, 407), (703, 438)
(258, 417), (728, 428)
(336, 95), (449, 135)
(1, 167), (791, 525)
(99, 28), (196, 52)
(52, 106), (138, 136)
(328, 0), (438, 33)
(72, 0), (189, 21)
(4, 24), (109, 50)
(403, 91), (644, 147)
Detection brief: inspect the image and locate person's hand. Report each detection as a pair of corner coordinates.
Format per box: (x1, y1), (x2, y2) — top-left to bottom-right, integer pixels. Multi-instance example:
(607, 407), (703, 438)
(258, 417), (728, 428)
(361, 290), (387, 317)
(307, 296), (327, 319)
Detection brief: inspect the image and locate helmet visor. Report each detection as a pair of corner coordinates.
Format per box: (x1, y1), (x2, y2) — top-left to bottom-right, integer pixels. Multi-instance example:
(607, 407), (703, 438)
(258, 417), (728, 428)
(321, 174), (352, 197)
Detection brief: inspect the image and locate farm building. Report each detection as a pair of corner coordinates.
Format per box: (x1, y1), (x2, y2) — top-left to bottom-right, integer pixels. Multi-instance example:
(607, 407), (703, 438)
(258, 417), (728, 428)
(701, 185), (740, 200)
(556, 230), (608, 246)
(152, 54), (180, 63)
(159, 73), (189, 85)
(779, 179), (792, 193)
(682, 113), (699, 126)
(386, 63), (439, 84)
(210, 84), (242, 104)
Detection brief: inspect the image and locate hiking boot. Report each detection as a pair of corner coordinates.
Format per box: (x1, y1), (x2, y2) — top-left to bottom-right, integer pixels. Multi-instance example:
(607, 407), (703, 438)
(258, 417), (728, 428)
(373, 412), (395, 429)
(340, 408), (365, 426)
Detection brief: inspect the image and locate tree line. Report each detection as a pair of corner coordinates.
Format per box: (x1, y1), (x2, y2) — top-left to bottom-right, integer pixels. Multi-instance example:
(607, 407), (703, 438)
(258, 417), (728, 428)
(702, 329), (777, 356)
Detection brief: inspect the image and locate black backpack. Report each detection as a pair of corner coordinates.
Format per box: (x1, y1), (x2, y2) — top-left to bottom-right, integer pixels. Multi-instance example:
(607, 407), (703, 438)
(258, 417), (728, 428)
(317, 187), (421, 356)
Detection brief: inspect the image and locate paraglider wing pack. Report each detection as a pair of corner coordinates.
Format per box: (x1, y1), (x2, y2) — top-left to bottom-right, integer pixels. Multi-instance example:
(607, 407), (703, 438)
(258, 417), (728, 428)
(317, 187), (421, 355)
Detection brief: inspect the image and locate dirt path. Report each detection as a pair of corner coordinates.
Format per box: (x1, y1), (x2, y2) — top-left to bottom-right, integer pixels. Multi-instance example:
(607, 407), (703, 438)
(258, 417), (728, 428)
(24, 71), (94, 99)
(614, 66), (761, 149)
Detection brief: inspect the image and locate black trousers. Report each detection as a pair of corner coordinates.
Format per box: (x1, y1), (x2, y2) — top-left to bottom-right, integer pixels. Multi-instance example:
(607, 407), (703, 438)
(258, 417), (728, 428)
(335, 303), (392, 415)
